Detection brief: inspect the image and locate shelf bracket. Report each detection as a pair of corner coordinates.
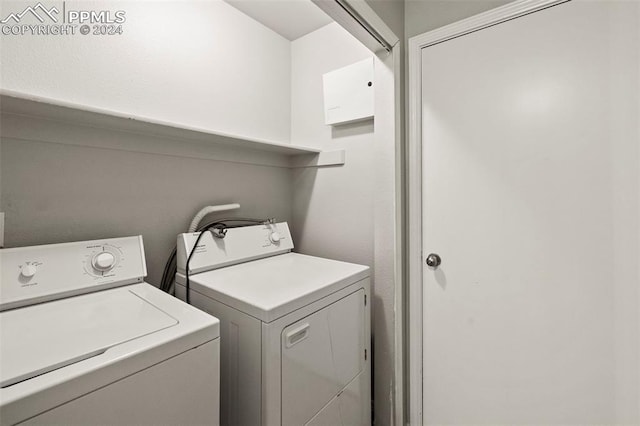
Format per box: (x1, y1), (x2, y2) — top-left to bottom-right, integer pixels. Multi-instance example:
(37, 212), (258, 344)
(289, 150), (346, 168)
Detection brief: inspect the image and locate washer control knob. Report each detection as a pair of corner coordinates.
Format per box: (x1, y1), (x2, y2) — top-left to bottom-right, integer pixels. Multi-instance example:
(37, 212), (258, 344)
(20, 263), (37, 278)
(270, 232), (281, 244)
(92, 251), (116, 271)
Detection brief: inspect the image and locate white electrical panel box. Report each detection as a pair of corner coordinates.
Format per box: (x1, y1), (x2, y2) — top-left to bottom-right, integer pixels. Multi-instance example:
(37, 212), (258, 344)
(322, 57), (374, 126)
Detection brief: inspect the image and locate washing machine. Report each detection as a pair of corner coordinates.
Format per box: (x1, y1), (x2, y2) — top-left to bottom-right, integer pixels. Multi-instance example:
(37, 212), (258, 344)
(0, 236), (220, 425)
(175, 222), (371, 426)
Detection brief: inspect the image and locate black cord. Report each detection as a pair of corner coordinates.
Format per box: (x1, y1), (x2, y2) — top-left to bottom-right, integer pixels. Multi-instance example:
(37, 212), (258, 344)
(184, 222), (225, 304)
(159, 248), (177, 293)
(160, 217), (273, 303)
(183, 218), (273, 303)
(159, 217), (269, 294)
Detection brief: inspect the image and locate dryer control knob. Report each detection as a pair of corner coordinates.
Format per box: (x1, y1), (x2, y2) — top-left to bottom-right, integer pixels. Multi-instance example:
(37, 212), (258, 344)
(92, 252), (116, 271)
(20, 263), (37, 278)
(270, 232), (281, 243)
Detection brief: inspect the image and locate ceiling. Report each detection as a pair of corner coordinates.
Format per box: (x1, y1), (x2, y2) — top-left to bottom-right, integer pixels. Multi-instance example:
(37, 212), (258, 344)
(224, 0), (333, 41)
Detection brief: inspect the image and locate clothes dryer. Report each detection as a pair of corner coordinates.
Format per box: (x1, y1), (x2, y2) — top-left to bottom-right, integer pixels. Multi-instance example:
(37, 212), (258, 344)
(175, 222), (370, 426)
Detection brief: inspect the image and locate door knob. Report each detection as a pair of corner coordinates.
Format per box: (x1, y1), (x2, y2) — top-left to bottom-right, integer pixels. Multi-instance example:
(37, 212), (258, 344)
(426, 253), (441, 268)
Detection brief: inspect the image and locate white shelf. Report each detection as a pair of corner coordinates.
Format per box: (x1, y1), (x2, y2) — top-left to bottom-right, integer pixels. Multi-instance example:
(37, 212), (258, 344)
(0, 90), (344, 168)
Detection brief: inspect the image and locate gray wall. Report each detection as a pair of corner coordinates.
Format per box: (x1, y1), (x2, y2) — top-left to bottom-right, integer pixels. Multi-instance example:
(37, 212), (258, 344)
(405, 0), (513, 38)
(365, 0), (405, 41)
(0, 137), (292, 287)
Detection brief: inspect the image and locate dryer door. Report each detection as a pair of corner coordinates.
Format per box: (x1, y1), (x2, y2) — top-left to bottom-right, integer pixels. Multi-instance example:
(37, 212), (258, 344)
(281, 289), (365, 425)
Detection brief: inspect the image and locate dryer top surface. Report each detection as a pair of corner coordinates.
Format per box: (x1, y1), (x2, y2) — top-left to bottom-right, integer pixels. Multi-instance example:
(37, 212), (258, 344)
(184, 253), (369, 322)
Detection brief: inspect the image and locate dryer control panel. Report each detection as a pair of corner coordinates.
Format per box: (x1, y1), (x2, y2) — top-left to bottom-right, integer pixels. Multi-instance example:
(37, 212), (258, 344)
(0, 236), (147, 311)
(176, 222), (294, 275)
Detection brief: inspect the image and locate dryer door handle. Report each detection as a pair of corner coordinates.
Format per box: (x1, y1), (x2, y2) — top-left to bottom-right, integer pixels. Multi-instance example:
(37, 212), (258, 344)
(285, 323), (310, 348)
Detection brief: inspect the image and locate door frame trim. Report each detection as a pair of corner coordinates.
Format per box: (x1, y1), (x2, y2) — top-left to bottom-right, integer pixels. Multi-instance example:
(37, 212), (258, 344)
(407, 1), (568, 423)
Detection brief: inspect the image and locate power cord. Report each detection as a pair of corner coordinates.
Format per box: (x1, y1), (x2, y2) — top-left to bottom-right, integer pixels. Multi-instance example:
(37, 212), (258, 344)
(159, 217), (273, 298)
(184, 222), (225, 304)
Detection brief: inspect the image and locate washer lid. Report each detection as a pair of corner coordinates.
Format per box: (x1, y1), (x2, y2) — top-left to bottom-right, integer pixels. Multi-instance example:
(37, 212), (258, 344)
(186, 253), (370, 322)
(0, 288), (177, 388)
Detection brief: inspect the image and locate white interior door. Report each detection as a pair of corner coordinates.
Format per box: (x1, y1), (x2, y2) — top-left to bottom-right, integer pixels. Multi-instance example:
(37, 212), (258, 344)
(420, 0), (639, 424)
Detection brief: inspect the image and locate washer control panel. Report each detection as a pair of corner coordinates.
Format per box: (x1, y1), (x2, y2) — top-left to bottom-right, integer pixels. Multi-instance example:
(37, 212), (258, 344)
(0, 236), (147, 312)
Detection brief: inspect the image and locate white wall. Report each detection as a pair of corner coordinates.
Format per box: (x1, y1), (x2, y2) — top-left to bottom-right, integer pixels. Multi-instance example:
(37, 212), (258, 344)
(290, 22), (398, 425)
(291, 22), (374, 271)
(0, 0), (291, 143)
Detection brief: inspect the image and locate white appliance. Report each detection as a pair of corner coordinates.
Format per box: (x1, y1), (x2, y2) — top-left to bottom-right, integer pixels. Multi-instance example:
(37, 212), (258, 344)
(175, 222), (371, 426)
(0, 236), (220, 425)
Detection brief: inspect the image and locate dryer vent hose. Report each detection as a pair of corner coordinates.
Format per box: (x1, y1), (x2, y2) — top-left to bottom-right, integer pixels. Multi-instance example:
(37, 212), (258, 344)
(187, 203), (240, 233)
